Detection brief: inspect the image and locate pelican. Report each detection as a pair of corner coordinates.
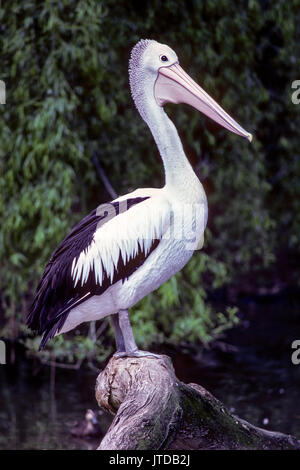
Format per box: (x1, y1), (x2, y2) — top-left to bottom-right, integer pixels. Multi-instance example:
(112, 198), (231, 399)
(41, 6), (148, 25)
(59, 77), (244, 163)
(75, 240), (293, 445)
(26, 39), (252, 357)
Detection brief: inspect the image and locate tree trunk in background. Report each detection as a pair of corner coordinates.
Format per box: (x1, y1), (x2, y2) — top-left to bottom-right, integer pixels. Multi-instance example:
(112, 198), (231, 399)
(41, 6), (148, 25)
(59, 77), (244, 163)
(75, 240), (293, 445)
(95, 355), (300, 450)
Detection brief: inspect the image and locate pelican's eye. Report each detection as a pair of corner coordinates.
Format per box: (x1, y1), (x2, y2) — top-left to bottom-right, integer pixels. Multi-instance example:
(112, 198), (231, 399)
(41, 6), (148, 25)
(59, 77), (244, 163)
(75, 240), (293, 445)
(160, 55), (168, 62)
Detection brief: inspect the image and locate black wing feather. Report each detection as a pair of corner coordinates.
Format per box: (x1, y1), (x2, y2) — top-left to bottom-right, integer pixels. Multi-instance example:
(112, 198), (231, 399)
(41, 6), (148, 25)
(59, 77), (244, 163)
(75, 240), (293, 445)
(26, 197), (159, 349)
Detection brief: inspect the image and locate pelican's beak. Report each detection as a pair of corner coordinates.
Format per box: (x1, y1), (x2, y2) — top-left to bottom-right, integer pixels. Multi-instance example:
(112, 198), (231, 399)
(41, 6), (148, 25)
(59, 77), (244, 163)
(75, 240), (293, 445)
(154, 63), (253, 142)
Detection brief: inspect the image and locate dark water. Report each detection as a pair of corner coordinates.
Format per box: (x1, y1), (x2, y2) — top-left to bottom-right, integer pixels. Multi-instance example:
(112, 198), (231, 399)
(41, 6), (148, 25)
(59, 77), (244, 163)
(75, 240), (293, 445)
(0, 293), (300, 449)
(0, 359), (112, 450)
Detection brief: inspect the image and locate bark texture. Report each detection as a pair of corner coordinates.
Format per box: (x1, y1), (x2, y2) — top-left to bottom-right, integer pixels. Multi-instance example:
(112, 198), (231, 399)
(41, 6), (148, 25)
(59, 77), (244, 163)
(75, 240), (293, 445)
(95, 354), (300, 450)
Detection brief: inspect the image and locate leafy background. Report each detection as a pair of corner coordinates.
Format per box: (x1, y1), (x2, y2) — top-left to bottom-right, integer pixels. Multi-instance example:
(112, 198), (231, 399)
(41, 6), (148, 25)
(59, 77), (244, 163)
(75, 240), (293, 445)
(0, 0), (299, 366)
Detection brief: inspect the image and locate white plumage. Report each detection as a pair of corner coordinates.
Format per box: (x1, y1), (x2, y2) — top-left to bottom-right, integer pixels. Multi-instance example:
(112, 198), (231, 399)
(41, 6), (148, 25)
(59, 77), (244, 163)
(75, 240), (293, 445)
(71, 193), (169, 288)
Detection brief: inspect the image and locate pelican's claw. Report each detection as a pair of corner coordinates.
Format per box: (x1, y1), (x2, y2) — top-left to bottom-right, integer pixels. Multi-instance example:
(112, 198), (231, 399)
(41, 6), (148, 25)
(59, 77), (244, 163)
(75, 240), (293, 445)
(113, 349), (161, 359)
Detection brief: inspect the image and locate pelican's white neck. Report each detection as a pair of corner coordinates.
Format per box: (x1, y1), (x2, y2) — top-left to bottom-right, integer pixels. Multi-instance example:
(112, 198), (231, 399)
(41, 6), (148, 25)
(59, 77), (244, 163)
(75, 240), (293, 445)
(135, 87), (199, 192)
(148, 106), (192, 186)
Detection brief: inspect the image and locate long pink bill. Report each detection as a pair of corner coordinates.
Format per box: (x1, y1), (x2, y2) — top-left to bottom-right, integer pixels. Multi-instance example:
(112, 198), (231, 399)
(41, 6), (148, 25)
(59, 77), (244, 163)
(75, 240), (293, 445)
(154, 63), (252, 142)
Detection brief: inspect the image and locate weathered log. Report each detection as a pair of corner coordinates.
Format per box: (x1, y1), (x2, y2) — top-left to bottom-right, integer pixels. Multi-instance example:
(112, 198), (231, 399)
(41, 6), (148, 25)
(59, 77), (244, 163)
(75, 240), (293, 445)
(95, 354), (300, 450)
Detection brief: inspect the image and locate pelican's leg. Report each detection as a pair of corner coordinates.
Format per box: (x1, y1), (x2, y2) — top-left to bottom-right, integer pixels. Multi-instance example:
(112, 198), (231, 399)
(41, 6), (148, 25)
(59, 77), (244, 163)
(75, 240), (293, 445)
(114, 309), (160, 359)
(110, 313), (125, 352)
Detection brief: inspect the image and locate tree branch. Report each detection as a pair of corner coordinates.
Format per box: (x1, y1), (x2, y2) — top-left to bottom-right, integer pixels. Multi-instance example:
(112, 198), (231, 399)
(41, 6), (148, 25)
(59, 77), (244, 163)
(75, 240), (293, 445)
(95, 354), (300, 450)
(92, 153), (118, 199)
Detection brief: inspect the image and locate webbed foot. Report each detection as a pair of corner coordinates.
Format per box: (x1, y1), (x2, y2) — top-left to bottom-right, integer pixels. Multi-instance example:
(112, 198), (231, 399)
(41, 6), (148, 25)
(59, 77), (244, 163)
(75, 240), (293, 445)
(113, 349), (161, 359)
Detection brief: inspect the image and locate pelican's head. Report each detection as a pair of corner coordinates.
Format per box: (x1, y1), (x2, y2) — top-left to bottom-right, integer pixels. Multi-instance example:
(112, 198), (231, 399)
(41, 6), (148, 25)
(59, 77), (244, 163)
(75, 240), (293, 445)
(129, 39), (252, 142)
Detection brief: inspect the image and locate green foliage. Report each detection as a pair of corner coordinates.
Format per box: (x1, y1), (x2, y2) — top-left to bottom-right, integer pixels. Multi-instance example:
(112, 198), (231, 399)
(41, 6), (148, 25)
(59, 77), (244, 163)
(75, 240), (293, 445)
(0, 0), (299, 364)
(25, 330), (112, 365)
(132, 263), (239, 348)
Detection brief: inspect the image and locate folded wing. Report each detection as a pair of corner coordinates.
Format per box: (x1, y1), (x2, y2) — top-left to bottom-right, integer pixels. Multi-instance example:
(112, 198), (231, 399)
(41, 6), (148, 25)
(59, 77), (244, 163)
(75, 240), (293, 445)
(27, 194), (169, 349)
